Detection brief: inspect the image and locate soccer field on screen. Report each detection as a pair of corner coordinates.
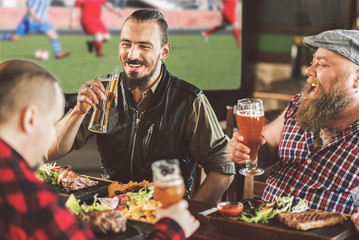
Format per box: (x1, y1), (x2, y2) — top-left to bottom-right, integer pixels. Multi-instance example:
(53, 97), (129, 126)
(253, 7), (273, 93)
(0, 34), (241, 93)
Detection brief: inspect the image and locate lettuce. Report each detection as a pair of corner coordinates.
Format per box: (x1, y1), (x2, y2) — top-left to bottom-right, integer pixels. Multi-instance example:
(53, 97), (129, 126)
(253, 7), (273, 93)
(126, 187), (154, 204)
(65, 194), (111, 217)
(239, 196), (308, 224)
(65, 194), (83, 216)
(35, 162), (63, 185)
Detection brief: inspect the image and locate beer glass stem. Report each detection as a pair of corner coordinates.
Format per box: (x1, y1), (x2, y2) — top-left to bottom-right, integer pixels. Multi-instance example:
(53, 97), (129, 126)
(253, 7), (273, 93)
(239, 159), (264, 176)
(246, 160), (257, 170)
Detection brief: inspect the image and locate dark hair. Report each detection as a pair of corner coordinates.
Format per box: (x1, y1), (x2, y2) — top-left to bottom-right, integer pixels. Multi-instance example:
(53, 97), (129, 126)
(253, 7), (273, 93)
(125, 9), (168, 46)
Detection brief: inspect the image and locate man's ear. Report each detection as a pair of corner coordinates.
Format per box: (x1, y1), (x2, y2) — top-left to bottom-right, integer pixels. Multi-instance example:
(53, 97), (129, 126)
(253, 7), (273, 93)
(160, 43), (171, 61)
(20, 105), (38, 133)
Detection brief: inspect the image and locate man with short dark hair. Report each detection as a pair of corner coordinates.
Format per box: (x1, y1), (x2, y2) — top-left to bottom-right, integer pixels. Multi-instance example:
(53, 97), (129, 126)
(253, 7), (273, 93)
(228, 29), (359, 215)
(47, 9), (235, 204)
(0, 59), (92, 238)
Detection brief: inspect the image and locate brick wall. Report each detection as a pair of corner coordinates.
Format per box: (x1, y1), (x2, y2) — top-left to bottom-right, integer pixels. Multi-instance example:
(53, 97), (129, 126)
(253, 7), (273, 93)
(0, 8), (242, 30)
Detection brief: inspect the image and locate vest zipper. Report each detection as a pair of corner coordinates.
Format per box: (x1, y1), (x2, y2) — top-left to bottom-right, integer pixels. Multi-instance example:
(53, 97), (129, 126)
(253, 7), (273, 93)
(130, 110), (144, 179)
(143, 123), (154, 161)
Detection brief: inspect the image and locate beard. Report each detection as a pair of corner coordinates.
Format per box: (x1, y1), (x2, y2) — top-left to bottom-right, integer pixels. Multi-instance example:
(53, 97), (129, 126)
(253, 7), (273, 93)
(296, 77), (351, 133)
(122, 56), (161, 91)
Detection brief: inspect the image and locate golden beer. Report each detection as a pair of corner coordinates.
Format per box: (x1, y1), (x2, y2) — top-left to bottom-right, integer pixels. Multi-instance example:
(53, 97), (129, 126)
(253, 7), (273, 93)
(153, 179), (185, 208)
(236, 98), (265, 176)
(151, 159), (185, 208)
(88, 74), (118, 134)
(236, 112), (264, 161)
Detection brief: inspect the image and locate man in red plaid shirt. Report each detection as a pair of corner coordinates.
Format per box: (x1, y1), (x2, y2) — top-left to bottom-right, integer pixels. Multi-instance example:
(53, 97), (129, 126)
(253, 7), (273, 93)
(0, 60), (93, 239)
(228, 30), (359, 216)
(0, 59), (198, 239)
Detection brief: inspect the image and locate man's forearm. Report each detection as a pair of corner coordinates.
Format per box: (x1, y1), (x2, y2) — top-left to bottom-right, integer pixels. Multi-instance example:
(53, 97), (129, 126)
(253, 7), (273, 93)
(46, 109), (86, 161)
(192, 172), (234, 203)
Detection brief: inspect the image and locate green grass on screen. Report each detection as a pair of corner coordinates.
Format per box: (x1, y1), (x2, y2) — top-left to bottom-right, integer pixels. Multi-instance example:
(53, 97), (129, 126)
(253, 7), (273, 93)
(0, 34), (241, 93)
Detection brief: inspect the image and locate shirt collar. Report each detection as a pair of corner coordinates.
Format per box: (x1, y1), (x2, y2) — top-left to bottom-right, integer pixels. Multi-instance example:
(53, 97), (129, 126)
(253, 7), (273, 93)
(147, 65), (163, 95)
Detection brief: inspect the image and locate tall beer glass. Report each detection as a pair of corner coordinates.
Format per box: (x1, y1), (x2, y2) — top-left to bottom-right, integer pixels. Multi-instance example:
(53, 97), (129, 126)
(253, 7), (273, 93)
(88, 73), (119, 134)
(151, 159), (185, 208)
(236, 98), (265, 176)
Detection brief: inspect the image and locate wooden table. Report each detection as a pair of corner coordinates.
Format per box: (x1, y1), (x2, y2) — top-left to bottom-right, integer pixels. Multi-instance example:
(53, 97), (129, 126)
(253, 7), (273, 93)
(189, 200), (237, 240)
(188, 200), (358, 240)
(59, 177), (358, 240)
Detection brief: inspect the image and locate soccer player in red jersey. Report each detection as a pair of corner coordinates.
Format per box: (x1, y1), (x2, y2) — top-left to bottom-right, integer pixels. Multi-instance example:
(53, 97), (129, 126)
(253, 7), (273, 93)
(71, 0), (121, 57)
(202, 0), (241, 47)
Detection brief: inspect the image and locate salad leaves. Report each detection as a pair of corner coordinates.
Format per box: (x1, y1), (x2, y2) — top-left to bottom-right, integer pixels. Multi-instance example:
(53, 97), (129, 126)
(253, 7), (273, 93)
(66, 194), (111, 217)
(126, 187), (154, 204)
(35, 162), (64, 185)
(239, 196), (309, 224)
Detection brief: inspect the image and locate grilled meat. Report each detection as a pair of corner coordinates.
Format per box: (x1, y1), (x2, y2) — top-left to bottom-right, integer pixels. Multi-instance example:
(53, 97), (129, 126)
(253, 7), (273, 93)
(80, 210), (127, 233)
(57, 168), (98, 191)
(114, 194), (131, 211)
(276, 209), (346, 231)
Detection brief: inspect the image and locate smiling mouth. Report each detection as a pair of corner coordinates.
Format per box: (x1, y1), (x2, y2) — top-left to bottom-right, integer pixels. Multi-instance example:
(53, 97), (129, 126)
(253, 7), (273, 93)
(127, 63), (143, 72)
(310, 83), (318, 95)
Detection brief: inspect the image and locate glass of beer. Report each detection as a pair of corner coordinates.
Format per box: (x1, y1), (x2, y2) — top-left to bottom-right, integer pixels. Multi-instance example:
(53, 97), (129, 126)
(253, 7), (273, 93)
(88, 73), (119, 134)
(151, 159), (185, 208)
(236, 98), (265, 176)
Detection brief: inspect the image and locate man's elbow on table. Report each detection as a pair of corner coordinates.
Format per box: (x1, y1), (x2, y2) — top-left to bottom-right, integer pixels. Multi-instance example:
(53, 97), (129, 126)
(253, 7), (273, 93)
(192, 172), (234, 204)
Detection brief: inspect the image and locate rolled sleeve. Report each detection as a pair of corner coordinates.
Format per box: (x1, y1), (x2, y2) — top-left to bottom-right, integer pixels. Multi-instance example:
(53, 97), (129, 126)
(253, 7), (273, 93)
(186, 94), (235, 175)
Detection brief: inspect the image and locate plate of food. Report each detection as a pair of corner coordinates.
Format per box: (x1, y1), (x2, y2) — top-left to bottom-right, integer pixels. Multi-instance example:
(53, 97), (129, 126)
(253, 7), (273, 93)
(105, 180), (159, 224)
(64, 180), (159, 239)
(66, 194), (152, 239)
(200, 197), (356, 240)
(35, 163), (112, 201)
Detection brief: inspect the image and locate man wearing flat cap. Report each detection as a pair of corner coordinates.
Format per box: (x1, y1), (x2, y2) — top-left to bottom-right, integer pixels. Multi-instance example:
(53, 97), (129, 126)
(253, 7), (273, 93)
(228, 29), (359, 216)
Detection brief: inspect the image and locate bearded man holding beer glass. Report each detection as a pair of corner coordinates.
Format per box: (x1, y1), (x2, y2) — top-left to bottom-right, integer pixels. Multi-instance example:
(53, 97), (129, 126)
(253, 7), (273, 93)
(47, 9), (234, 205)
(228, 30), (359, 216)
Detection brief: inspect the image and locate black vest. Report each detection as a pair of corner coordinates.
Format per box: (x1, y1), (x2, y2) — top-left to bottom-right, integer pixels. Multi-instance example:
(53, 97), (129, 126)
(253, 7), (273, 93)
(97, 64), (202, 197)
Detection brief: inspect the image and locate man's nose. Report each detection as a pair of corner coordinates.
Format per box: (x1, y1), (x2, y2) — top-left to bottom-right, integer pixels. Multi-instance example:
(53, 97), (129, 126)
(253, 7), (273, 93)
(305, 64), (317, 78)
(128, 46), (140, 59)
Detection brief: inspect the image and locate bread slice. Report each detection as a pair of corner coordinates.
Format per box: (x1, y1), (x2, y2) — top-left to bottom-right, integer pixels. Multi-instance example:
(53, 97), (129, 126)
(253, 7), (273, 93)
(276, 209), (346, 231)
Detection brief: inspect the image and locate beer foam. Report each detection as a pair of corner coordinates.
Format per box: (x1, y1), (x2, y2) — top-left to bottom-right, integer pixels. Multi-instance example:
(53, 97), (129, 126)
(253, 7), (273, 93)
(237, 110), (264, 117)
(155, 178), (183, 187)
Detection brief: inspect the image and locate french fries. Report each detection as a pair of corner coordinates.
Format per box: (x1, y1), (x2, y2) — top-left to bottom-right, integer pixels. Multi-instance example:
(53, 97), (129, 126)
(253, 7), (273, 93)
(120, 199), (160, 223)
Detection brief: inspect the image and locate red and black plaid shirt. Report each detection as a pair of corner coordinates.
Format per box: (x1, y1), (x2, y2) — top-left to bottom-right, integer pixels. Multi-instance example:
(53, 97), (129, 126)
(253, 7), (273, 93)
(263, 94), (359, 214)
(147, 217), (185, 240)
(0, 139), (94, 240)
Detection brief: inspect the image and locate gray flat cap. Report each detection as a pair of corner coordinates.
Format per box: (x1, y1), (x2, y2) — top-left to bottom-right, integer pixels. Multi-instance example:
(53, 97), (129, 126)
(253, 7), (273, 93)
(303, 29), (359, 66)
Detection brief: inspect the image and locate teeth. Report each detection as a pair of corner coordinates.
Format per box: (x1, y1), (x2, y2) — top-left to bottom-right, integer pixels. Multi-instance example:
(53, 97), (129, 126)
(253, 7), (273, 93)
(129, 64), (141, 68)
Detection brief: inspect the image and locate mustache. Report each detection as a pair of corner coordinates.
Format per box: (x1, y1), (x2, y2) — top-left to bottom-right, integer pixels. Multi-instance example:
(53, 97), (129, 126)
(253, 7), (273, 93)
(302, 77), (321, 95)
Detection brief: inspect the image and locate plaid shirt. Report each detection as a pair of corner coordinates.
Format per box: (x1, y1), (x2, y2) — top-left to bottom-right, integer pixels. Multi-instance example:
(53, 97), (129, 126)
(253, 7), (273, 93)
(147, 217), (185, 240)
(263, 94), (359, 214)
(0, 139), (94, 240)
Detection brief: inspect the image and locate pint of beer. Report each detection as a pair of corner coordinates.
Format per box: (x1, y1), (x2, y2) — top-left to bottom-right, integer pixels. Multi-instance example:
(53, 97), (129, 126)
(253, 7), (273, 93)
(88, 73), (119, 134)
(236, 98), (265, 176)
(151, 159), (185, 208)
